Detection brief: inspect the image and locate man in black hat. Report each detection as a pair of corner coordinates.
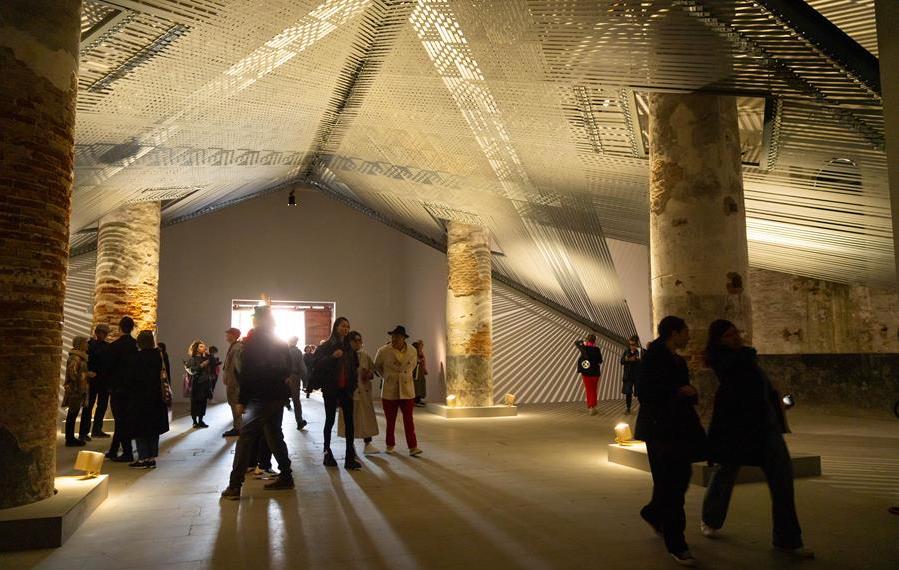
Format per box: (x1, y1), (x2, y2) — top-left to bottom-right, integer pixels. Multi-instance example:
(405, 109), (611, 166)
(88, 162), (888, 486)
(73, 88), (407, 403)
(373, 325), (422, 456)
(221, 305), (294, 499)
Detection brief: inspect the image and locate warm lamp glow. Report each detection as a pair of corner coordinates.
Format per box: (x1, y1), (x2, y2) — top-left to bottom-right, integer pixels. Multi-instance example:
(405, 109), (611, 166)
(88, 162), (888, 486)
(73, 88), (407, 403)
(503, 393), (516, 406)
(74, 450), (105, 478)
(614, 422), (633, 446)
(446, 394), (457, 407)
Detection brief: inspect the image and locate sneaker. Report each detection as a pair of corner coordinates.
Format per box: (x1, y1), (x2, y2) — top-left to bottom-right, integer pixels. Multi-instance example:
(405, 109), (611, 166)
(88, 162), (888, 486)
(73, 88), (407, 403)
(91, 431), (111, 438)
(323, 450), (338, 467)
(385, 446), (396, 454)
(344, 458), (363, 470)
(128, 460), (150, 469)
(364, 442), (380, 455)
(197, 421), (209, 428)
(220, 486), (241, 500)
(409, 447), (423, 457)
(700, 521), (718, 538)
(146, 460), (157, 469)
(222, 429), (240, 437)
(775, 546), (815, 559)
(264, 476), (295, 490)
(669, 550), (697, 567)
(65, 439), (86, 447)
(297, 420), (308, 430)
(254, 468), (277, 479)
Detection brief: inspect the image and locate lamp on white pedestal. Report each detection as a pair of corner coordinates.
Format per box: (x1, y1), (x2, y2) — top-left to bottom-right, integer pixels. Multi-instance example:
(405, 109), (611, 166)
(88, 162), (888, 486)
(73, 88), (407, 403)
(614, 422), (633, 446)
(446, 394), (457, 408)
(503, 393), (516, 406)
(74, 450), (105, 478)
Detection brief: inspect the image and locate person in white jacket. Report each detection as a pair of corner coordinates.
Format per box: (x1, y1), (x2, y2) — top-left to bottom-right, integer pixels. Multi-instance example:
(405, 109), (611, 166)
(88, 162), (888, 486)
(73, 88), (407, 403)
(373, 325), (422, 456)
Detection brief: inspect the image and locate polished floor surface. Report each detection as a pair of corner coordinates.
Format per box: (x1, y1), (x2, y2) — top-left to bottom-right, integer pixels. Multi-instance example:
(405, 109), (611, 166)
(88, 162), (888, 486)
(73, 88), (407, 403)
(2, 397), (898, 569)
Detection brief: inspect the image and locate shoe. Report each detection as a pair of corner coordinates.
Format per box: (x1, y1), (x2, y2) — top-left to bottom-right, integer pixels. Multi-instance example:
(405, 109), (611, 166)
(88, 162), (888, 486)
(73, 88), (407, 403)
(112, 455), (135, 463)
(254, 468), (277, 479)
(700, 522), (718, 538)
(640, 507), (663, 536)
(91, 431), (110, 438)
(344, 458), (363, 470)
(305, 391), (311, 399)
(264, 476), (295, 491)
(323, 450), (338, 467)
(364, 443), (380, 455)
(222, 429), (240, 437)
(65, 439), (86, 447)
(105, 451), (118, 460)
(297, 420), (308, 430)
(129, 460), (151, 469)
(588, 407), (598, 416)
(220, 486), (241, 500)
(146, 460), (157, 469)
(409, 448), (423, 457)
(385, 446), (396, 454)
(192, 422), (199, 429)
(197, 421), (209, 428)
(669, 551), (697, 567)
(774, 546), (815, 559)
(285, 401), (292, 411)
(81, 434), (92, 442)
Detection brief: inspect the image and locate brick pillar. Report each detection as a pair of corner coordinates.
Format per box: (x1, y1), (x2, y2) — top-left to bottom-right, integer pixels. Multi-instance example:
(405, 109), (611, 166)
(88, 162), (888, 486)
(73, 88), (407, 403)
(93, 202), (162, 337)
(0, 1), (81, 509)
(445, 222), (493, 407)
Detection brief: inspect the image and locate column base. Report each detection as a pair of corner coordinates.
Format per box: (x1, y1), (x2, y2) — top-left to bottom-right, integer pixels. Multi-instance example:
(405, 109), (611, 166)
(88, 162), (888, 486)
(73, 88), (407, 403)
(425, 403), (518, 418)
(0, 475), (109, 551)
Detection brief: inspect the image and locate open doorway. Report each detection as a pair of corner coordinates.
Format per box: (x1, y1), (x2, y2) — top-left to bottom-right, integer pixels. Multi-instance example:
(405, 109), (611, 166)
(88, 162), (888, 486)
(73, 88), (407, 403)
(230, 300), (335, 345)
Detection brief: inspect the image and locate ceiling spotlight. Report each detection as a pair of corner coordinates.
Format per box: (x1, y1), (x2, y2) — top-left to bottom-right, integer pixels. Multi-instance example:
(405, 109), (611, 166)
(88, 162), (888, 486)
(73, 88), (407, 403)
(287, 190), (297, 206)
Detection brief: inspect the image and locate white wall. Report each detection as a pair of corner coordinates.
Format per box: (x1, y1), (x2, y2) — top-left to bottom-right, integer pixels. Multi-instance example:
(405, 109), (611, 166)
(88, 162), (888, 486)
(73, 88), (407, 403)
(606, 238), (652, 343)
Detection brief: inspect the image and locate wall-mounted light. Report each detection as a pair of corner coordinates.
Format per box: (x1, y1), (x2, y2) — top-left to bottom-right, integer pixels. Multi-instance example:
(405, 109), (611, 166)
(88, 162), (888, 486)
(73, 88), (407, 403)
(614, 422), (633, 446)
(74, 450), (105, 478)
(288, 190), (297, 206)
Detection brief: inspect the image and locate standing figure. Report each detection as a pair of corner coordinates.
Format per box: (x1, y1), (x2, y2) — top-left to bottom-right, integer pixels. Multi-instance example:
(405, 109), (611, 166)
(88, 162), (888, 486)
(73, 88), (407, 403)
(620, 335), (643, 414)
(412, 340), (428, 407)
(82, 323), (111, 440)
(287, 336), (308, 430)
(303, 345), (316, 397)
(157, 342), (172, 386)
(126, 331), (170, 469)
(574, 333), (603, 415)
(208, 346), (221, 396)
(221, 305), (294, 500)
(63, 336), (93, 447)
(107, 316), (138, 462)
(312, 317), (362, 470)
(634, 316), (706, 567)
(339, 331), (380, 455)
(700, 319), (813, 559)
(221, 328), (244, 437)
(374, 325), (422, 457)
(186, 340), (213, 428)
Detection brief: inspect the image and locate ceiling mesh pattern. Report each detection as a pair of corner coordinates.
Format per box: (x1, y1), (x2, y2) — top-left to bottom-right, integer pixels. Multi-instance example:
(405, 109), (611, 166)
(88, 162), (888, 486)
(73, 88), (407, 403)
(71, 0), (891, 340)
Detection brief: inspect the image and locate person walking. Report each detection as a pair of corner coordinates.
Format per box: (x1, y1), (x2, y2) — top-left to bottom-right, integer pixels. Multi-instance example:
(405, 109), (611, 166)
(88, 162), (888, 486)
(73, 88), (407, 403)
(311, 317), (362, 470)
(186, 340), (213, 428)
(634, 316), (706, 567)
(221, 328), (243, 437)
(620, 335), (642, 414)
(303, 344), (316, 397)
(574, 333), (603, 415)
(287, 336), (308, 430)
(107, 316), (138, 462)
(339, 331), (380, 455)
(700, 319), (813, 558)
(374, 325), (422, 457)
(126, 331), (170, 469)
(63, 336), (93, 447)
(412, 340), (428, 407)
(221, 305), (294, 500)
(81, 323), (112, 440)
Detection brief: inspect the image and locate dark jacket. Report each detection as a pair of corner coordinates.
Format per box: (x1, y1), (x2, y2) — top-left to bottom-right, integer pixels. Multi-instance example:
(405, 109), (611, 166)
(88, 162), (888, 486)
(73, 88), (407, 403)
(574, 341), (603, 376)
(108, 334), (138, 393)
(125, 348), (170, 439)
(186, 354), (214, 402)
(707, 346), (787, 466)
(237, 329), (290, 404)
(634, 339), (706, 461)
(87, 338), (112, 384)
(620, 347), (642, 384)
(161, 350), (171, 382)
(311, 338), (358, 394)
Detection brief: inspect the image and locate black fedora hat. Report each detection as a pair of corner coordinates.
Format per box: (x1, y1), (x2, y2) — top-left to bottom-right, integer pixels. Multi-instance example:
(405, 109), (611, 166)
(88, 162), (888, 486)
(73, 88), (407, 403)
(387, 325), (409, 337)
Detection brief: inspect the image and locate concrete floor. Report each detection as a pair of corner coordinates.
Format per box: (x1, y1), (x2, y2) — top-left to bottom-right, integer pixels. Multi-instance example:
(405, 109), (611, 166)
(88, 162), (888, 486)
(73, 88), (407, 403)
(2, 398), (898, 570)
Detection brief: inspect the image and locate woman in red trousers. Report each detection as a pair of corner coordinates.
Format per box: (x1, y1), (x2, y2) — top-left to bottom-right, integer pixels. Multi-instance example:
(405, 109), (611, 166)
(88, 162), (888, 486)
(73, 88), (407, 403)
(575, 334), (603, 415)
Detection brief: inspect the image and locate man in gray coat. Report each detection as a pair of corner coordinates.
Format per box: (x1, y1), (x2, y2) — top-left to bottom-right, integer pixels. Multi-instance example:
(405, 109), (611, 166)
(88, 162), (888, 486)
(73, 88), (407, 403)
(287, 336), (308, 430)
(221, 327), (243, 438)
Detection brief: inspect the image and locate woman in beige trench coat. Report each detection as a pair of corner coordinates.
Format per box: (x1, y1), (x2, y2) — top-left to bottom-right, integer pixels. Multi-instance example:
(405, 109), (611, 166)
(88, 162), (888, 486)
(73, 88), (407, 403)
(339, 331), (380, 455)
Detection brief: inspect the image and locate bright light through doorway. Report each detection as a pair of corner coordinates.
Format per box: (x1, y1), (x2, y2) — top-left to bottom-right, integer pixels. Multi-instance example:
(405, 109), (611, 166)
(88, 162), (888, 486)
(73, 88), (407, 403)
(231, 304), (306, 346)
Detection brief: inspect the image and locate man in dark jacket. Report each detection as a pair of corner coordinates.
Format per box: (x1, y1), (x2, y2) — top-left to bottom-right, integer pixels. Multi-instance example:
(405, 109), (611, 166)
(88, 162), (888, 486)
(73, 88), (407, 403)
(106, 317), (138, 462)
(574, 333), (603, 415)
(81, 323), (112, 439)
(634, 315), (706, 567)
(221, 305), (294, 500)
(287, 336), (307, 430)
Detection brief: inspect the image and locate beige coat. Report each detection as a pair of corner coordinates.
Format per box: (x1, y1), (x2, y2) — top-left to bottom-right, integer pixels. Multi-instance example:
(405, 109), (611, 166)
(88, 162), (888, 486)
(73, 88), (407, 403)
(338, 351), (379, 439)
(373, 342), (417, 400)
(62, 349), (90, 409)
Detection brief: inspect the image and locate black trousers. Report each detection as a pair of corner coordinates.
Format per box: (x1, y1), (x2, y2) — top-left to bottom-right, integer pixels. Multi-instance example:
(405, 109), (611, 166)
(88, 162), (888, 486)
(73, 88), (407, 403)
(190, 398), (208, 421)
(323, 388), (355, 458)
(643, 442), (693, 554)
(228, 399), (291, 488)
(80, 380), (109, 436)
(65, 406), (81, 441)
(108, 392), (133, 457)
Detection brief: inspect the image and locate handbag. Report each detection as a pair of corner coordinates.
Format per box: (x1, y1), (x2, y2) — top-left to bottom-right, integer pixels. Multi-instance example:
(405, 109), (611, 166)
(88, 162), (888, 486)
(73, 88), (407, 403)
(182, 371), (192, 398)
(160, 353), (173, 406)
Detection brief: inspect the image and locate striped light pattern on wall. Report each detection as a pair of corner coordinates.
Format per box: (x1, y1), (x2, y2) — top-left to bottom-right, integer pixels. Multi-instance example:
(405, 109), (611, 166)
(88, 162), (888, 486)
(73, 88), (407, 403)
(60, 253), (97, 391)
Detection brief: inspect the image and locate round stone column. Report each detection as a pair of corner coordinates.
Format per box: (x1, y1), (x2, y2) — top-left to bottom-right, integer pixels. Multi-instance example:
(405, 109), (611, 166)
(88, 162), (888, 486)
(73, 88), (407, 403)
(94, 202), (162, 337)
(445, 221), (493, 407)
(0, 1), (81, 508)
(648, 92), (752, 368)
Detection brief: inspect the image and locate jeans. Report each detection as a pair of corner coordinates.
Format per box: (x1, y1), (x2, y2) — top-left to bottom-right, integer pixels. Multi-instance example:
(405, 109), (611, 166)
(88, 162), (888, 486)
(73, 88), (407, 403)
(135, 436), (160, 460)
(228, 399), (291, 488)
(108, 392), (133, 458)
(643, 441), (693, 554)
(80, 380), (109, 436)
(702, 430), (803, 548)
(382, 398), (417, 449)
(323, 388), (355, 458)
(250, 429), (273, 470)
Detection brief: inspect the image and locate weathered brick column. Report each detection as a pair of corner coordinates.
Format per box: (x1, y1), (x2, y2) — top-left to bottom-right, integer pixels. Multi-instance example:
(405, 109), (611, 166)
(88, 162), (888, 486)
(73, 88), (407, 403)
(0, 1), (81, 509)
(94, 202), (162, 336)
(445, 221), (493, 407)
(648, 93), (753, 368)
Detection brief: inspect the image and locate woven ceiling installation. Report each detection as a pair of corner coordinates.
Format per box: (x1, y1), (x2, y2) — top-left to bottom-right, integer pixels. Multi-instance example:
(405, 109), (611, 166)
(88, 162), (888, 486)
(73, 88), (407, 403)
(72, 0), (890, 342)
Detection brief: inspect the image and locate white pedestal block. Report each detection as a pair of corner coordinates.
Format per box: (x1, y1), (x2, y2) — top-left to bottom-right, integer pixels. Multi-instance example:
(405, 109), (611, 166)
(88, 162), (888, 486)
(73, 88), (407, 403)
(426, 403), (518, 418)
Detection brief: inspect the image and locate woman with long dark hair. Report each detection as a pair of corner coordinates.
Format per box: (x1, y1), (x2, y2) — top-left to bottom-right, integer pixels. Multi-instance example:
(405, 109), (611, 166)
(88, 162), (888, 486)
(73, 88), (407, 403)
(701, 319), (813, 558)
(126, 330), (170, 469)
(186, 340), (213, 428)
(311, 317), (361, 470)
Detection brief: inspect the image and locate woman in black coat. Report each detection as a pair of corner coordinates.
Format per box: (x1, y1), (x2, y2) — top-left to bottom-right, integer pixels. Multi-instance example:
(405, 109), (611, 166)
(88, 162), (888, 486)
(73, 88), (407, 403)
(186, 340), (213, 428)
(700, 319), (812, 558)
(126, 331), (170, 469)
(620, 334), (642, 414)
